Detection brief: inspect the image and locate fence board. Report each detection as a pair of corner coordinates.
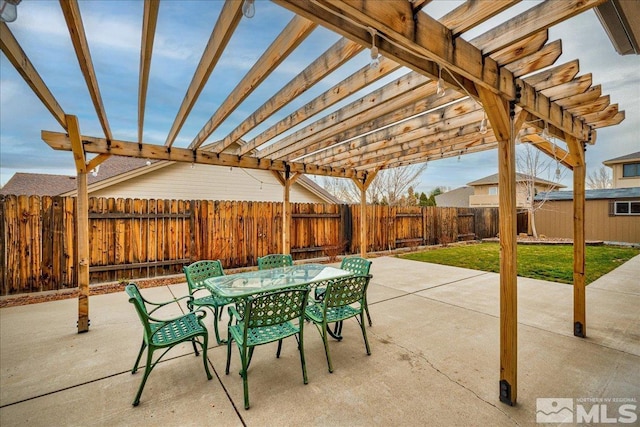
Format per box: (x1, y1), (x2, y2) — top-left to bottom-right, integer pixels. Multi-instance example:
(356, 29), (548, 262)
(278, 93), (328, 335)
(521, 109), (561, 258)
(1, 196), (505, 295)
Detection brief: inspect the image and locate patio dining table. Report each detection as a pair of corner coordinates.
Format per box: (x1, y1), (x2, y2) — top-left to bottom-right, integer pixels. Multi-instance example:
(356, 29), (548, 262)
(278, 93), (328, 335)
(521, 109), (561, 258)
(203, 263), (353, 299)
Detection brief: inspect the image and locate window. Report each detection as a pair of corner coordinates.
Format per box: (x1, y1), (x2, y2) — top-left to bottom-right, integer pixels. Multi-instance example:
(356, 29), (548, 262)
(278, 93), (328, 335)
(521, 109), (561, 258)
(614, 201), (640, 215)
(622, 162), (640, 178)
(488, 186), (498, 195)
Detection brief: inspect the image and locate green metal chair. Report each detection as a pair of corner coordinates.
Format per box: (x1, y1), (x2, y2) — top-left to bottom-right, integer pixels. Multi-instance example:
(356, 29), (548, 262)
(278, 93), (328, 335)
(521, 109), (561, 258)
(305, 274), (372, 373)
(125, 283), (212, 406)
(257, 253), (293, 270)
(315, 256), (374, 326)
(183, 260), (233, 344)
(226, 287), (310, 409)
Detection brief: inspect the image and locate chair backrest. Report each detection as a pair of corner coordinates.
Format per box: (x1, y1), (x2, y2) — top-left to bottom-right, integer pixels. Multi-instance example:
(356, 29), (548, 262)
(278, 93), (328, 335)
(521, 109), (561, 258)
(340, 256), (372, 275)
(243, 287), (309, 329)
(183, 260), (225, 293)
(324, 275), (371, 309)
(126, 283), (153, 339)
(257, 254), (293, 270)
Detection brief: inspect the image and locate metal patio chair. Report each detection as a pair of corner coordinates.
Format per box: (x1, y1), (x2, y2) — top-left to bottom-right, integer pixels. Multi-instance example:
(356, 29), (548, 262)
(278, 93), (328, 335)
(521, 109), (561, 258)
(305, 274), (372, 373)
(257, 253), (293, 270)
(226, 287), (310, 409)
(183, 260), (233, 344)
(125, 283), (212, 406)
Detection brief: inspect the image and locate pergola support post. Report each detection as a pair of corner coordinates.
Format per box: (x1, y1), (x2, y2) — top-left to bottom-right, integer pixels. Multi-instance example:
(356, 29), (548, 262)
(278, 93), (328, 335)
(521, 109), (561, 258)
(272, 168), (300, 255)
(568, 136), (587, 337)
(352, 170), (377, 257)
(67, 115), (90, 333)
(477, 87), (518, 406)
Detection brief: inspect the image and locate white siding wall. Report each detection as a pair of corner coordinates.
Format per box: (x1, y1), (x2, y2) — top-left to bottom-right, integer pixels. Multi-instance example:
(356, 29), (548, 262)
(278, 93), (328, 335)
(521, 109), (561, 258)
(90, 163), (326, 203)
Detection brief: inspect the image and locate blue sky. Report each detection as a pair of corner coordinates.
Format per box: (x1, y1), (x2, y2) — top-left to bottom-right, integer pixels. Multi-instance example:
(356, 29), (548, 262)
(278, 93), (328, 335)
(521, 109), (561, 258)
(1, 1), (638, 193)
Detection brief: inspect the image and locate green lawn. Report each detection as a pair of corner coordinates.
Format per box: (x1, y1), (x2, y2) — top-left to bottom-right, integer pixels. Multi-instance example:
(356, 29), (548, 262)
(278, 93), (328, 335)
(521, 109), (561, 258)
(399, 243), (639, 284)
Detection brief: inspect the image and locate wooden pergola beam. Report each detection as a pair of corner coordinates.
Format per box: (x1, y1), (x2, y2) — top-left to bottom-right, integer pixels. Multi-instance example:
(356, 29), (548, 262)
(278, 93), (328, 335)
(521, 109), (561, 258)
(503, 39), (562, 78)
(137, 0), (159, 145)
(524, 60), (579, 91)
(218, 37), (364, 155)
(245, 57), (401, 153)
(440, 0), (521, 37)
(60, 0), (113, 141)
(164, 0), (243, 147)
(276, 0), (593, 143)
(0, 23), (67, 130)
(470, 0), (607, 54)
(189, 15), (317, 150)
(41, 131), (367, 180)
(489, 30), (548, 66)
(261, 71), (431, 159)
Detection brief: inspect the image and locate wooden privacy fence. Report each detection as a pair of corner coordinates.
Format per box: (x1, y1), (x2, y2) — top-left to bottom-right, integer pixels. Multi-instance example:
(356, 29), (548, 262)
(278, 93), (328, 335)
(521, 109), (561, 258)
(1, 195), (508, 295)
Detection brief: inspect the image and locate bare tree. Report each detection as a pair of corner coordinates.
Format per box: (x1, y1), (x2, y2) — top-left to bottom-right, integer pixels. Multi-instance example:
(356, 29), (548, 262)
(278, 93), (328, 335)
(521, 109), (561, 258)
(516, 143), (568, 238)
(317, 163), (428, 205)
(586, 165), (612, 189)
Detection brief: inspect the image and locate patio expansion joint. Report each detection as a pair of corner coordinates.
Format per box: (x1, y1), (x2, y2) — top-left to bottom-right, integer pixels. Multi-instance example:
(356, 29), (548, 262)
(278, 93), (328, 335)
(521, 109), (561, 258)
(410, 293), (640, 358)
(368, 328), (522, 426)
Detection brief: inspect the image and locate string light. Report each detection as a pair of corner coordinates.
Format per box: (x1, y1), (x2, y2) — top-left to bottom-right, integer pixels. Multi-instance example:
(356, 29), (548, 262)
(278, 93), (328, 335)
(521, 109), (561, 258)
(190, 162), (195, 169)
(541, 123), (550, 139)
(242, 0), (255, 18)
(90, 165), (100, 177)
(368, 27), (380, 69)
(479, 113), (488, 134)
(145, 159), (151, 166)
(436, 66), (445, 97)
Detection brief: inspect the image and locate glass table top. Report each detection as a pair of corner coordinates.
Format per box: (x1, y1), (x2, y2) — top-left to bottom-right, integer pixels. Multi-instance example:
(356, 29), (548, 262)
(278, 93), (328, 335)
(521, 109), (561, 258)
(204, 263), (352, 298)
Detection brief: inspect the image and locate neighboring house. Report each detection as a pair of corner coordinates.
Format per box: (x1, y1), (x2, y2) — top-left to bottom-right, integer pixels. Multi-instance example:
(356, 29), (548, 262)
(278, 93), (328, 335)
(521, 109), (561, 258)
(534, 188), (640, 244)
(603, 151), (640, 189)
(466, 173), (564, 208)
(434, 186), (474, 207)
(0, 155), (339, 204)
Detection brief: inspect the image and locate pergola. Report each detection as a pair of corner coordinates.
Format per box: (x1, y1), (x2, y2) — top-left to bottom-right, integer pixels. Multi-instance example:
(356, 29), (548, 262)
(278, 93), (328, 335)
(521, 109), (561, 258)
(0, 0), (626, 406)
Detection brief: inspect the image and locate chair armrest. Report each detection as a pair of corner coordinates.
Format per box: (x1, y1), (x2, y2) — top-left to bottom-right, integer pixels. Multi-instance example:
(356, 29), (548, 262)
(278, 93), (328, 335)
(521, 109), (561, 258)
(227, 305), (241, 323)
(148, 294), (195, 316)
(147, 308), (208, 325)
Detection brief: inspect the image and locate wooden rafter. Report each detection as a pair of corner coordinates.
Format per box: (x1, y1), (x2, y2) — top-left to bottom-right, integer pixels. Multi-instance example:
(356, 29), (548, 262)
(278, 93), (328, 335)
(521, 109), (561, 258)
(261, 71), (431, 158)
(60, 0), (113, 141)
(189, 15), (317, 150)
(164, 0), (244, 147)
(217, 37), (365, 155)
(0, 23), (67, 129)
(243, 56), (402, 154)
(524, 60), (580, 91)
(138, 0), (159, 145)
(489, 30), (549, 65)
(504, 39), (562, 78)
(440, 0), (521, 37)
(470, 0), (607, 54)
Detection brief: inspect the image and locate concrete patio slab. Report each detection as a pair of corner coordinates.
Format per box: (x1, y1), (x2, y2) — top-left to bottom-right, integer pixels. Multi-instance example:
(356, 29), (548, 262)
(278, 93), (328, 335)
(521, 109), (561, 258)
(1, 255), (638, 426)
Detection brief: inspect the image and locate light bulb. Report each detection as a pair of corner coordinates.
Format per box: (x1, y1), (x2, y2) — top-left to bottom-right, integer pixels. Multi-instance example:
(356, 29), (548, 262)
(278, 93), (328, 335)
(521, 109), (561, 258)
(555, 167), (561, 178)
(0, 0), (20, 23)
(190, 162), (195, 169)
(436, 67), (445, 97)
(541, 125), (549, 140)
(479, 116), (488, 134)
(146, 159), (151, 166)
(91, 165), (100, 177)
(370, 46), (380, 69)
(242, 0), (255, 18)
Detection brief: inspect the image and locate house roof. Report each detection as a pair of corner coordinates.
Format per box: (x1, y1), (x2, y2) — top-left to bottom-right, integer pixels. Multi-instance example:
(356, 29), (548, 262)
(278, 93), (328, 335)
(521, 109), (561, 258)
(603, 151), (640, 165)
(0, 155), (340, 204)
(434, 186), (474, 208)
(536, 187), (640, 201)
(467, 173), (565, 188)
